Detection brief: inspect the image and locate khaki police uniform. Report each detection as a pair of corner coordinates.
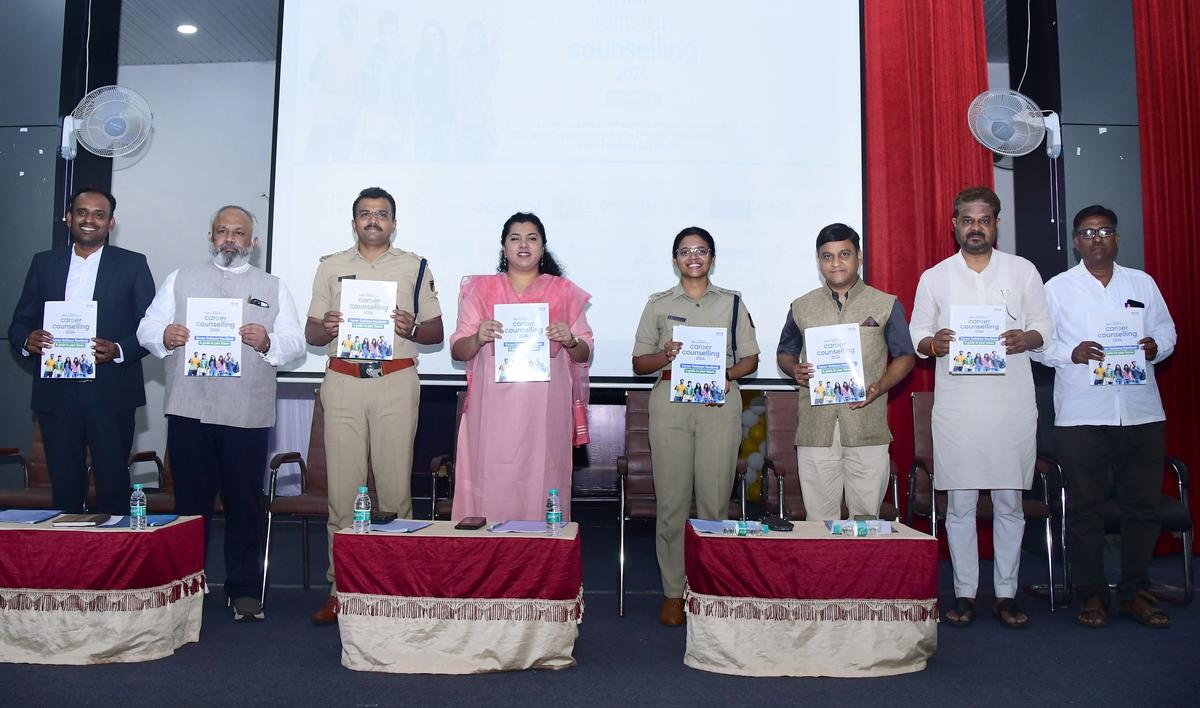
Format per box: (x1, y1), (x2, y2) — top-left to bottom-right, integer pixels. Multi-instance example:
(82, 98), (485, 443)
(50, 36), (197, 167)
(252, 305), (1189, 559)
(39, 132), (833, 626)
(308, 245), (441, 589)
(632, 283), (759, 598)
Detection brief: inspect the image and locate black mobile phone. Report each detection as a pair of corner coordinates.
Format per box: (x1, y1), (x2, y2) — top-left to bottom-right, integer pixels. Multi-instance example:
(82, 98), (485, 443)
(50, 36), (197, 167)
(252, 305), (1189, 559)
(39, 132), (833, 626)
(455, 516), (487, 530)
(761, 514), (794, 532)
(370, 512), (397, 524)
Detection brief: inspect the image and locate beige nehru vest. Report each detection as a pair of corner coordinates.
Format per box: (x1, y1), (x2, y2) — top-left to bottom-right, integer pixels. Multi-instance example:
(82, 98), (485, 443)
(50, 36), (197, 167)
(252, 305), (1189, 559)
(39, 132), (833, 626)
(791, 280), (896, 447)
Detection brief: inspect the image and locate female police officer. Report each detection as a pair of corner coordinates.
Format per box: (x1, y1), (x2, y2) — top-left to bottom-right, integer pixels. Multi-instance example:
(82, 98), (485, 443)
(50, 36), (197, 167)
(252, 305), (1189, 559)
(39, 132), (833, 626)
(631, 226), (759, 625)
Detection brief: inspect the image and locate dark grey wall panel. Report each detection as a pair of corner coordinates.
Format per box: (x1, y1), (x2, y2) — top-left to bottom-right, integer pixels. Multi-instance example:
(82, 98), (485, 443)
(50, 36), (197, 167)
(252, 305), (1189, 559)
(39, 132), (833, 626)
(1061, 124), (1143, 270)
(1057, 0), (1138, 126)
(0, 126), (59, 472)
(0, 0), (67, 126)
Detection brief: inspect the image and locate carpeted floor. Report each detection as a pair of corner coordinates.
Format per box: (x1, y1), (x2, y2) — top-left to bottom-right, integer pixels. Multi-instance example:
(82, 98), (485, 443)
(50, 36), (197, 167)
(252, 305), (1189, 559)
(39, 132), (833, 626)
(3, 501), (1197, 707)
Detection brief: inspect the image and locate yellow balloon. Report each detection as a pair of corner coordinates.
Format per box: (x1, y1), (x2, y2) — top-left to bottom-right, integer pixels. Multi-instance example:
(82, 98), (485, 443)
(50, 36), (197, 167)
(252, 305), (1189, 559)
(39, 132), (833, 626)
(746, 424), (765, 443)
(740, 439), (757, 457)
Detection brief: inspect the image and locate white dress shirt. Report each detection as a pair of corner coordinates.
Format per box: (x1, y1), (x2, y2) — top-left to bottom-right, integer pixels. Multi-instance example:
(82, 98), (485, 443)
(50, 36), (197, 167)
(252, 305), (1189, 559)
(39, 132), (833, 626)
(1033, 262), (1176, 427)
(26, 245), (124, 361)
(137, 261), (306, 367)
(65, 245), (103, 301)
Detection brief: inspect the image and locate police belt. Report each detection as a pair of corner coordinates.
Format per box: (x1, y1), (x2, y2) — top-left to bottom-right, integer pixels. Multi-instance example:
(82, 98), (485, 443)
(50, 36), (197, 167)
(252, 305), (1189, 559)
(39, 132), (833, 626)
(328, 357), (415, 379)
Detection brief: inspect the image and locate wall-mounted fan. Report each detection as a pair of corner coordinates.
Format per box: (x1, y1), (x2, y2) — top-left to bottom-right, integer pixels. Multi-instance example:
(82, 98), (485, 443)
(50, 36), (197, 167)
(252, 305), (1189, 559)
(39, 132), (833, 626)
(968, 88), (1065, 249)
(967, 89), (1060, 158)
(61, 85), (153, 160)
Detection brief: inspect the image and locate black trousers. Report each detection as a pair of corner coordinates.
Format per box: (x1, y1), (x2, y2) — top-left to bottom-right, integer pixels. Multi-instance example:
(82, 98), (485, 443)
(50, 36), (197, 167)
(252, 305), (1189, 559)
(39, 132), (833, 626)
(1055, 422), (1165, 605)
(167, 415), (268, 600)
(38, 387), (135, 515)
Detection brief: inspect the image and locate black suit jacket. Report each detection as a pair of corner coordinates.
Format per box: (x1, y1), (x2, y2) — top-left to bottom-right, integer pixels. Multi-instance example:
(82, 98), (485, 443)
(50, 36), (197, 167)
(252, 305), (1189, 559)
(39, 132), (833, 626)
(8, 245), (155, 412)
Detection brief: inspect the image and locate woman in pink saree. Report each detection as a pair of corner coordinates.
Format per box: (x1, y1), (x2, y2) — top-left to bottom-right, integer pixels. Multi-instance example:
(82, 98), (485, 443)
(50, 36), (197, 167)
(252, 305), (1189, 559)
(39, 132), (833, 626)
(450, 213), (593, 522)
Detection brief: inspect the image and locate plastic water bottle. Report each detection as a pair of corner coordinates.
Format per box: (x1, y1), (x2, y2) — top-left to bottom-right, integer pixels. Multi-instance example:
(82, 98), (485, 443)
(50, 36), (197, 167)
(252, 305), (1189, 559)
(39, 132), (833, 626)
(352, 486), (371, 533)
(130, 483), (147, 530)
(545, 488), (563, 536)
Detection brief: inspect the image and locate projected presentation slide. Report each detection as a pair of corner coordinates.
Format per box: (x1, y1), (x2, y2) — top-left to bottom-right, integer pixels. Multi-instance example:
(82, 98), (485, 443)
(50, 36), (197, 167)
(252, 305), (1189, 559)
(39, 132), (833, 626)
(272, 0), (863, 381)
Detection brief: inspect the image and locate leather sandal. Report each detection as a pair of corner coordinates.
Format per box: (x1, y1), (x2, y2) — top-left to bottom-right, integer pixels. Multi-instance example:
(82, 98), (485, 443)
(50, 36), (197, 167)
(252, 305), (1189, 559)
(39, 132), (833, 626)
(943, 597), (975, 627)
(993, 598), (1030, 629)
(1075, 595), (1108, 629)
(1120, 590), (1171, 629)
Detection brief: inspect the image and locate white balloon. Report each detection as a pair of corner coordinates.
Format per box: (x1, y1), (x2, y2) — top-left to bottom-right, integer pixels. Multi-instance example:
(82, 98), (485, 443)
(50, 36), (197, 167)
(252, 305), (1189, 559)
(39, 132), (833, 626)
(747, 451), (764, 471)
(749, 397), (767, 414)
(745, 469), (760, 485)
(741, 410), (760, 427)
(758, 441), (767, 455)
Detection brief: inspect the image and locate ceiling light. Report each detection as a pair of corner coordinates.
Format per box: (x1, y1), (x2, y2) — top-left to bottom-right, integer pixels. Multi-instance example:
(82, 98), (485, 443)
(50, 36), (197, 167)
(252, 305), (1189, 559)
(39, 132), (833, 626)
(177, 24), (198, 35)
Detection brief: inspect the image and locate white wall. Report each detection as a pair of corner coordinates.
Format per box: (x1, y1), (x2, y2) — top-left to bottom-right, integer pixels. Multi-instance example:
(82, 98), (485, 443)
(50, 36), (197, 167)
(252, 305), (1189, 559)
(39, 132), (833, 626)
(110, 61), (276, 456)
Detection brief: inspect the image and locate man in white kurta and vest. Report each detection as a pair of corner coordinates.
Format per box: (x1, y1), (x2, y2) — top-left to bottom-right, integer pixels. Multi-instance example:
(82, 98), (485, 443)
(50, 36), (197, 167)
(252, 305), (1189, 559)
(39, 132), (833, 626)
(909, 186), (1053, 630)
(137, 205), (305, 622)
(304, 187), (444, 625)
(775, 223), (915, 520)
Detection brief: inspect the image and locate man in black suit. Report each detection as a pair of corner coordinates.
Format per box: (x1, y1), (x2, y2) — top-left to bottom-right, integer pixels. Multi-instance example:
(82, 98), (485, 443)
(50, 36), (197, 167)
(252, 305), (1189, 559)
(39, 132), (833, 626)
(8, 187), (155, 514)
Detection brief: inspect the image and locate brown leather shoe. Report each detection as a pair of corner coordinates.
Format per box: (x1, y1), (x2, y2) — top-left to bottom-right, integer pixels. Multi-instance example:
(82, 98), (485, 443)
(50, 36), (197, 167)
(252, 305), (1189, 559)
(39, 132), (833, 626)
(660, 597), (685, 626)
(311, 595), (338, 626)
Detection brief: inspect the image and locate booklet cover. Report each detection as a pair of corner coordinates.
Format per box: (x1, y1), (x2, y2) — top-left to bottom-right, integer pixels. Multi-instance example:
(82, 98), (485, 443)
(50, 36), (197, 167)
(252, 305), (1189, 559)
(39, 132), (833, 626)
(185, 298), (243, 377)
(337, 279), (397, 360)
(1088, 307), (1146, 386)
(670, 325), (727, 404)
(41, 300), (97, 380)
(949, 304), (1006, 375)
(493, 303), (551, 382)
(805, 323), (867, 406)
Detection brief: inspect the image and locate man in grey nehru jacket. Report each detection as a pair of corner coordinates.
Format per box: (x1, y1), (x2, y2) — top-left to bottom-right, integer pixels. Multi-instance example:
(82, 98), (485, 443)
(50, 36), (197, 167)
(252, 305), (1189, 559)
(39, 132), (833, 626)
(137, 205), (305, 622)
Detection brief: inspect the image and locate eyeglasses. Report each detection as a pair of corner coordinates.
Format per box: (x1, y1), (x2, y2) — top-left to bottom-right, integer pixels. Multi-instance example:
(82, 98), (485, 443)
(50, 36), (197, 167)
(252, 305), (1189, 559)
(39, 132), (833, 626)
(955, 216), (994, 228)
(675, 247), (712, 258)
(1076, 226), (1116, 240)
(355, 209), (392, 221)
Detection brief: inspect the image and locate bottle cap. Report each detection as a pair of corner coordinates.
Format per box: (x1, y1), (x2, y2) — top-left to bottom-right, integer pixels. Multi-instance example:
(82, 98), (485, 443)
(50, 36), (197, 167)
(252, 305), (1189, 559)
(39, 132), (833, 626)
(549, 488), (559, 495)
(133, 483), (143, 491)
(358, 486), (368, 493)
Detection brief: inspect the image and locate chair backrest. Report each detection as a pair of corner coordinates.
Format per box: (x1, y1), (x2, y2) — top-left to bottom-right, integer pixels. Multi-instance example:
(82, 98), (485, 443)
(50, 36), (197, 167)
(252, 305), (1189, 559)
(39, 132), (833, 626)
(307, 388), (329, 493)
(764, 391), (804, 519)
(623, 390), (656, 505)
(912, 391), (934, 466)
(27, 419), (51, 488)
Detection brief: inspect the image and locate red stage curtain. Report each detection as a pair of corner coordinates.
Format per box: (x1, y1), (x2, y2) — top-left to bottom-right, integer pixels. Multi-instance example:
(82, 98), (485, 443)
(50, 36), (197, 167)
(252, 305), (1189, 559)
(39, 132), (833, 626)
(863, 0), (994, 519)
(1133, 1), (1200, 537)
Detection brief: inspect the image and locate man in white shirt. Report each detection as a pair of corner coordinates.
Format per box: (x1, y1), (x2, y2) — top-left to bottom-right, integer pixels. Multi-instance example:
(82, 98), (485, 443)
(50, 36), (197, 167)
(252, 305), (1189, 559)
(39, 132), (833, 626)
(910, 186), (1052, 630)
(137, 205), (305, 621)
(1032, 205), (1176, 629)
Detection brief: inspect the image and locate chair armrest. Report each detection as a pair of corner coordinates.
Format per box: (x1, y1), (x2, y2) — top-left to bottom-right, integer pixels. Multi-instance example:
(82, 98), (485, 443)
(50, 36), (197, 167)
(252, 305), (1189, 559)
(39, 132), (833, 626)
(912, 455), (933, 479)
(735, 458), (747, 480)
(616, 456), (628, 480)
(270, 451), (303, 470)
(128, 450), (164, 472)
(0, 448), (29, 487)
(1167, 455), (1190, 489)
(430, 453), (451, 475)
(268, 451), (308, 496)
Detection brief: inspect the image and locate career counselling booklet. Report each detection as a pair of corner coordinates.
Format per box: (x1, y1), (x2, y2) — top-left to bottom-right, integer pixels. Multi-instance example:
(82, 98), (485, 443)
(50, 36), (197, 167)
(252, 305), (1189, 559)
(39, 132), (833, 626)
(669, 325), (727, 404)
(493, 302), (550, 382)
(804, 323), (867, 406)
(948, 304), (1006, 375)
(185, 298), (243, 377)
(337, 279), (397, 360)
(41, 300), (97, 379)
(1088, 307), (1146, 385)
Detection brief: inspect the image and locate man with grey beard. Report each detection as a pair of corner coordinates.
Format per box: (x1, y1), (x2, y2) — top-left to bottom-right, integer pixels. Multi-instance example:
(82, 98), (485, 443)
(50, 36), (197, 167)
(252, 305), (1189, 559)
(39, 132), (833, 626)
(137, 205), (304, 621)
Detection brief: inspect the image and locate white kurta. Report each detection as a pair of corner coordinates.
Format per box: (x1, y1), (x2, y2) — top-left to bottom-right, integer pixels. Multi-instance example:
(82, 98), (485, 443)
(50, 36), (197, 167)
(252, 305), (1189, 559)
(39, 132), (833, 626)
(909, 250), (1053, 490)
